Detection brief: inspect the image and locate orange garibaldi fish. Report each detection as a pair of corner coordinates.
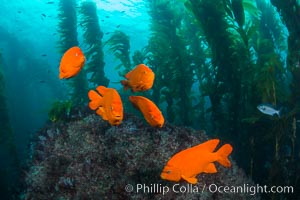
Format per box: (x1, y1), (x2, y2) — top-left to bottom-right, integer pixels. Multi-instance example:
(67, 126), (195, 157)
(59, 46), (85, 79)
(129, 96), (164, 128)
(160, 139), (233, 184)
(121, 64), (155, 92)
(88, 86), (123, 126)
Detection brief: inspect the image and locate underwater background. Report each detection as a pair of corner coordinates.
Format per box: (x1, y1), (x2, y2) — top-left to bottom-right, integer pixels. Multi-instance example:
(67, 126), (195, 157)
(0, 0), (299, 199)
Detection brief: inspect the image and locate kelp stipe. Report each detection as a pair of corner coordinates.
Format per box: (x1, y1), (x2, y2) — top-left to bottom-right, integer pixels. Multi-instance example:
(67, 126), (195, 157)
(132, 49), (147, 66)
(57, 0), (88, 106)
(254, 0), (287, 105)
(146, 0), (194, 125)
(184, 0), (299, 199)
(79, 1), (109, 87)
(271, 0), (300, 109)
(105, 30), (132, 76)
(186, 0), (251, 137)
(183, 17), (211, 130)
(105, 30), (140, 115)
(268, 0), (300, 199)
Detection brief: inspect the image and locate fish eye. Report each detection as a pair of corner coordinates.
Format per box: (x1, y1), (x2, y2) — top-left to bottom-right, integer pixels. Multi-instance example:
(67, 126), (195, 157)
(110, 106), (113, 111)
(166, 170), (171, 174)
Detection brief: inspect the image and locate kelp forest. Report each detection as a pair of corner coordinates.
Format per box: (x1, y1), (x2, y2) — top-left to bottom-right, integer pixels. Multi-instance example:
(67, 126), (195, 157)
(0, 0), (299, 199)
(49, 0), (110, 121)
(104, 0), (300, 199)
(44, 0), (300, 199)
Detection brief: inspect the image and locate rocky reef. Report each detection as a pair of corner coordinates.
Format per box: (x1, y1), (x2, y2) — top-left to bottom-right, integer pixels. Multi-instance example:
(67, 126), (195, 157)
(23, 113), (260, 200)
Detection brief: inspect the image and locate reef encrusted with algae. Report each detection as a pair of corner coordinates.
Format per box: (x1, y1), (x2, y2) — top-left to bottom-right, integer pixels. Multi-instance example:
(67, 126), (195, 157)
(23, 113), (260, 200)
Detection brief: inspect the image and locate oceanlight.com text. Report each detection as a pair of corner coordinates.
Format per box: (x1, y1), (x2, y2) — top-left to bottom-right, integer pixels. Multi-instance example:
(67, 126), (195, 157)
(208, 184), (293, 196)
(125, 183), (294, 196)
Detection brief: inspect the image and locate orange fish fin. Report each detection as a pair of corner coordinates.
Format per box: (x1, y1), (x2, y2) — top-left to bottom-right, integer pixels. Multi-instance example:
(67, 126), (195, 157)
(130, 100), (141, 112)
(195, 139), (220, 152)
(135, 81), (145, 91)
(96, 86), (108, 96)
(96, 107), (108, 120)
(59, 73), (64, 79)
(88, 90), (103, 110)
(216, 144), (233, 167)
(121, 80), (129, 90)
(125, 70), (133, 79)
(181, 175), (198, 184)
(203, 163), (217, 173)
(59, 65), (72, 79)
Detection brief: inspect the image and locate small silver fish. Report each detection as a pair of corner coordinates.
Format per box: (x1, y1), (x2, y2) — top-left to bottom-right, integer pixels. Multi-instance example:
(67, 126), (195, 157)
(257, 104), (281, 117)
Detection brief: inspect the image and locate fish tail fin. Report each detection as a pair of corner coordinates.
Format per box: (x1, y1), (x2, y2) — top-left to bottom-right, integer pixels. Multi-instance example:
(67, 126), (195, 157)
(121, 80), (129, 90)
(88, 90), (103, 110)
(129, 96), (140, 111)
(96, 86), (108, 96)
(216, 144), (233, 167)
(59, 72), (67, 79)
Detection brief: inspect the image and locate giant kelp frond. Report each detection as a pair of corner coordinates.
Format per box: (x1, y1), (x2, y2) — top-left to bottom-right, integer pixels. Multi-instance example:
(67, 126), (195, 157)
(148, 0), (173, 22)
(224, 0), (261, 30)
(105, 30), (131, 74)
(253, 0), (287, 105)
(270, 0), (300, 120)
(269, 1), (300, 197)
(57, 0), (88, 106)
(80, 1), (103, 50)
(243, 0), (261, 21)
(57, 0), (78, 52)
(186, 0), (254, 142)
(132, 48), (147, 66)
(147, 0), (195, 125)
(231, 0), (245, 27)
(256, 0), (287, 52)
(186, 0), (228, 47)
(147, 0), (178, 87)
(79, 1), (109, 87)
(186, 0), (245, 88)
(106, 31), (130, 55)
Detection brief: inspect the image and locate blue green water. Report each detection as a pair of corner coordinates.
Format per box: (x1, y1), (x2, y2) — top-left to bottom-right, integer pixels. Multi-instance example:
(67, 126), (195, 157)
(0, 0), (150, 160)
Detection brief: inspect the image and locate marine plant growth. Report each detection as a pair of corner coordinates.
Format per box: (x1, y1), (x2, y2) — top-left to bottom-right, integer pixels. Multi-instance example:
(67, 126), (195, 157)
(271, 0), (300, 110)
(40, 0), (299, 199)
(48, 100), (73, 122)
(101, 0), (299, 199)
(57, 0), (88, 106)
(146, 0), (194, 126)
(79, 1), (109, 87)
(183, 0), (299, 199)
(54, 0), (108, 118)
(105, 30), (132, 76)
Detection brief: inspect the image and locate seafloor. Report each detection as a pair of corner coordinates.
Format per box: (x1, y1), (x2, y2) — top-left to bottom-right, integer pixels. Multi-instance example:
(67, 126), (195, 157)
(23, 111), (260, 200)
